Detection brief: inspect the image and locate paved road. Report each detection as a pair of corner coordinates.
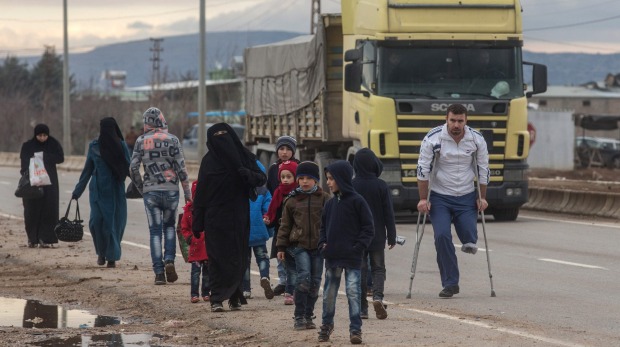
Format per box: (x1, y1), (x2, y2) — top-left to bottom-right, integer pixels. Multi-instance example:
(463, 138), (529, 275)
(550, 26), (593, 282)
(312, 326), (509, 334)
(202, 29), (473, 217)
(2, 166), (619, 346)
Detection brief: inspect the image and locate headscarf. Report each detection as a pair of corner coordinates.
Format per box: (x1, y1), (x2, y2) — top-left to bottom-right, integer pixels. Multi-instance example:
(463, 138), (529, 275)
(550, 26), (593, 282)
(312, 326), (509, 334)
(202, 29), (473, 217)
(143, 107), (169, 134)
(206, 123), (254, 173)
(264, 160), (298, 223)
(99, 117), (129, 181)
(33, 124), (49, 138)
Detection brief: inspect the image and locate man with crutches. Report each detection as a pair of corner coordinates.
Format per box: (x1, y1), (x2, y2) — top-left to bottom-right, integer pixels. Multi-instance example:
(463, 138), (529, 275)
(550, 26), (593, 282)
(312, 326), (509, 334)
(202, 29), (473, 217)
(415, 103), (490, 298)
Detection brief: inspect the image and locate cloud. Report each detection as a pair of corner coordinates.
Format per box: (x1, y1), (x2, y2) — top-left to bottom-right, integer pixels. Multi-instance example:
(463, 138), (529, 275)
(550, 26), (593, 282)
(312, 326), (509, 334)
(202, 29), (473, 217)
(159, 17), (199, 34)
(127, 21), (153, 30)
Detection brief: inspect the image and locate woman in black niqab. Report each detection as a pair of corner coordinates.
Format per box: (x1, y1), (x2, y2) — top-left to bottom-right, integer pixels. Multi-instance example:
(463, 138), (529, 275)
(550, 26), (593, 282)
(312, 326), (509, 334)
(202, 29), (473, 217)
(99, 117), (129, 181)
(192, 123), (267, 310)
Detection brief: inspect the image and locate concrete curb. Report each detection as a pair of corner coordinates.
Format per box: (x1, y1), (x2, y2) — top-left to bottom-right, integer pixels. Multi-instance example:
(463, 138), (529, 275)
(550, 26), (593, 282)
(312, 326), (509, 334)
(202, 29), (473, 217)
(1, 151), (200, 180)
(522, 187), (620, 219)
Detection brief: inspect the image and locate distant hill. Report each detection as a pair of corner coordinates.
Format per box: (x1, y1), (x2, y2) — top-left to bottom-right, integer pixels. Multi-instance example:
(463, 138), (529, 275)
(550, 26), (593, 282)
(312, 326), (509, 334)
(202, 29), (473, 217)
(7, 32), (620, 88)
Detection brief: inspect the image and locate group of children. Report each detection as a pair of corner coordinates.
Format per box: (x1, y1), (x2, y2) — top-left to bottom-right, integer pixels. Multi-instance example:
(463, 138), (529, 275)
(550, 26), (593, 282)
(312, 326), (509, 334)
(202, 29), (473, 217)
(180, 135), (397, 345)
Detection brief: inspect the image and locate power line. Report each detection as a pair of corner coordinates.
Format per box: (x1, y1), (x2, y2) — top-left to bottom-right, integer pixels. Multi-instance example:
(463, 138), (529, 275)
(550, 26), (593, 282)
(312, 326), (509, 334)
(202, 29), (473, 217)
(0, 8), (197, 23)
(527, 13), (620, 31)
(525, 36), (620, 53)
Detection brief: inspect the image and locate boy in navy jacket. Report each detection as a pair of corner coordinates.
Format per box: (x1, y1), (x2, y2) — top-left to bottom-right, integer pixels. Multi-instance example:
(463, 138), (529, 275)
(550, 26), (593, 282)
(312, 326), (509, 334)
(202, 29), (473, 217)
(352, 148), (397, 320)
(318, 160), (374, 344)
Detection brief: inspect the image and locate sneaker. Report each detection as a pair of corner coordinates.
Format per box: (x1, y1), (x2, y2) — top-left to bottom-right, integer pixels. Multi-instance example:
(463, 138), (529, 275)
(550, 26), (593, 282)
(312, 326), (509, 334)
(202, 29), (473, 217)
(106, 261), (116, 268)
(294, 317), (306, 331)
(305, 317), (316, 329)
(154, 273), (166, 285)
(350, 331), (363, 344)
(191, 296), (200, 303)
(211, 302), (224, 312)
(273, 284), (286, 296)
(164, 260), (178, 283)
(202, 295), (210, 302)
(39, 242), (51, 248)
(318, 324), (333, 342)
(228, 299), (242, 311)
(27, 242), (37, 248)
(461, 242), (478, 254)
(260, 277), (275, 299)
(439, 285), (460, 298)
(97, 255), (105, 266)
(366, 289), (373, 297)
(373, 300), (388, 319)
(284, 293), (294, 305)
(360, 311), (369, 319)
(243, 291), (252, 299)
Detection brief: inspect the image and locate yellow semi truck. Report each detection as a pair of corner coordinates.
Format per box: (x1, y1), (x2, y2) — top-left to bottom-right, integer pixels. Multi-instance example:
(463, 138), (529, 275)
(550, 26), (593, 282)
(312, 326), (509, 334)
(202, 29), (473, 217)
(244, 0), (547, 221)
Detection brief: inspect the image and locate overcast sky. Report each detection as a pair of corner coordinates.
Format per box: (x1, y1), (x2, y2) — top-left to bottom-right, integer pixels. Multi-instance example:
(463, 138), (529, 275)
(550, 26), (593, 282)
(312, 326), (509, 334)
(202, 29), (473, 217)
(1, 0), (619, 57)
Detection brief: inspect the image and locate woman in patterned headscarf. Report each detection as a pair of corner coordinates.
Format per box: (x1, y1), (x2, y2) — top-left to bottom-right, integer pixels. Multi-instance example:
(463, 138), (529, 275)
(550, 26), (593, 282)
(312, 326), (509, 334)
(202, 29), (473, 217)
(192, 122), (267, 312)
(19, 124), (64, 248)
(72, 117), (131, 267)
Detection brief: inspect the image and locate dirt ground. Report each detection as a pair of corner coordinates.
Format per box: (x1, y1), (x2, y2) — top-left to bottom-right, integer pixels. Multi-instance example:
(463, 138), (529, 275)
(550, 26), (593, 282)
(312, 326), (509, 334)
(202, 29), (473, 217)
(0, 167), (616, 346)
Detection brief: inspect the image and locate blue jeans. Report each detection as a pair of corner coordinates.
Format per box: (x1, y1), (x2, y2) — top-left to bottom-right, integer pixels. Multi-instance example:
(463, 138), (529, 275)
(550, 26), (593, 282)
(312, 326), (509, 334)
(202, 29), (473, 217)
(284, 251), (297, 295)
(429, 191), (478, 288)
(288, 247), (323, 318)
(143, 191), (179, 275)
(276, 259), (287, 286)
(243, 244), (270, 291)
(191, 261), (210, 297)
(361, 249), (386, 312)
(322, 267), (362, 333)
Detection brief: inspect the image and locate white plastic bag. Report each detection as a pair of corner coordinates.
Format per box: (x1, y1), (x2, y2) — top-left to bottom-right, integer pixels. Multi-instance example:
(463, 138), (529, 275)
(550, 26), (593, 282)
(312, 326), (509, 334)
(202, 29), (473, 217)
(29, 152), (51, 186)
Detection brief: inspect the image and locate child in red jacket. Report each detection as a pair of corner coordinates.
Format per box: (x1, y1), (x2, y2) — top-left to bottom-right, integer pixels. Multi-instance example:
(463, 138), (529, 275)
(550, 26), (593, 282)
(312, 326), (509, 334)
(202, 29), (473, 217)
(180, 181), (210, 303)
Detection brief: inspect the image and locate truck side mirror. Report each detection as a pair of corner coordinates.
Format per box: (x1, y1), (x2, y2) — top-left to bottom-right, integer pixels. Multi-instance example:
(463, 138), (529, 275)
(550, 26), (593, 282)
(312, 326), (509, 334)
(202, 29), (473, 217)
(344, 49), (362, 62)
(524, 62), (547, 98)
(344, 62), (362, 93)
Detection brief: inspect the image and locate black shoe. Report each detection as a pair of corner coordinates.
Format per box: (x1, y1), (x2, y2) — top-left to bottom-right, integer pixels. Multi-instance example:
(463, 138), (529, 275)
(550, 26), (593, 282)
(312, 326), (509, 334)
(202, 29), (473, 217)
(228, 299), (242, 311)
(27, 242), (37, 248)
(305, 317), (316, 329)
(350, 331), (362, 344)
(273, 284), (285, 296)
(39, 242), (51, 248)
(260, 277), (275, 299)
(211, 302), (224, 312)
(439, 285), (460, 298)
(318, 324), (333, 342)
(373, 300), (388, 319)
(164, 260), (178, 283)
(294, 317), (306, 330)
(360, 311), (369, 319)
(106, 261), (116, 268)
(154, 273), (166, 285)
(97, 255), (105, 266)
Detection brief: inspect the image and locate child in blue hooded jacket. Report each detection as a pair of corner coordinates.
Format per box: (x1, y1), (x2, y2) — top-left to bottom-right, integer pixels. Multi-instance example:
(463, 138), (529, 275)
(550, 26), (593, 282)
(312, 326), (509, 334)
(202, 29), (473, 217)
(318, 160), (374, 345)
(244, 160), (275, 300)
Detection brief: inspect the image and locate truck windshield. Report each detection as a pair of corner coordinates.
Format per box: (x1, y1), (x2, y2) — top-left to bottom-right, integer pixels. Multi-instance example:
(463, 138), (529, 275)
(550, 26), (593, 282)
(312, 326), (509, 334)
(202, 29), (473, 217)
(377, 45), (523, 100)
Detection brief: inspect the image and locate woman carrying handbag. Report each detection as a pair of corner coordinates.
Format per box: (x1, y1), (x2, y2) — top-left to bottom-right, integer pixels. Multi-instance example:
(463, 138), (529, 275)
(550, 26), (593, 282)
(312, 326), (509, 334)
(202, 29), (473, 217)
(72, 117), (131, 268)
(19, 124), (64, 248)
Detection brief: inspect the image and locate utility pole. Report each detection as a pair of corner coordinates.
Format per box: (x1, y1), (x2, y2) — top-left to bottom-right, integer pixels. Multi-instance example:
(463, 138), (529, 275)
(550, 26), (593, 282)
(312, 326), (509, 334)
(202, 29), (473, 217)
(62, 0), (71, 154)
(311, 0), (321, 34)
(150, 38), (164, 87)
(198, 0), (207, 159)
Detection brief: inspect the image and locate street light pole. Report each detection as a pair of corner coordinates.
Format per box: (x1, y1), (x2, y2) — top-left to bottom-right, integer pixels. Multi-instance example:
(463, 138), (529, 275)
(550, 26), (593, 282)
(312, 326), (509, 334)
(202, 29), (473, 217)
(197, 0), (207, 159)
(62, 0), (71, 154)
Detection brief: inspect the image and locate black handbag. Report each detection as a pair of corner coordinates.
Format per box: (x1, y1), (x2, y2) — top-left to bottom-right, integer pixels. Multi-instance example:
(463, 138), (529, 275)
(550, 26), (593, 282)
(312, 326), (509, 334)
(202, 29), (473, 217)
(15, 173), (44, 199)
(126, 182), (142, 199)
(54, 199), (84, 242)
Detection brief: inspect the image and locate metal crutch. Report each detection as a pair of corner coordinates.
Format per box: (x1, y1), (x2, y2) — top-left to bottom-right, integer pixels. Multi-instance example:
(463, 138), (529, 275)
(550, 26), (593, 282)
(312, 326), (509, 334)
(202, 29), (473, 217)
(406, 154), (437, 299)
(473, 152), (497, 297)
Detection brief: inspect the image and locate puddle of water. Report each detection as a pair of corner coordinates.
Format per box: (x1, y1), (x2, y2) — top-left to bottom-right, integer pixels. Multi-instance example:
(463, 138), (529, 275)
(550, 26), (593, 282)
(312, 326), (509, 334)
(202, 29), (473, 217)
(0, 297), (123, 328)
(31, 333), (154, 347)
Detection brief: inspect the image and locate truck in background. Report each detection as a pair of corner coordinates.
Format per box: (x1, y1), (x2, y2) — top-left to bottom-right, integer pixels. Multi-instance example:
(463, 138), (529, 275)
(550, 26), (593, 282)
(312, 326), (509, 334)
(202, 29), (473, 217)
(244, 0), (547, 221)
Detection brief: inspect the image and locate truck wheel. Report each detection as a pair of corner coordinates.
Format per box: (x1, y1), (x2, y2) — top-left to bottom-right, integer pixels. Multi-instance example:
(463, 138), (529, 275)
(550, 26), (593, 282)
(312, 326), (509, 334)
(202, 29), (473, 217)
(493, 207), (519, 221)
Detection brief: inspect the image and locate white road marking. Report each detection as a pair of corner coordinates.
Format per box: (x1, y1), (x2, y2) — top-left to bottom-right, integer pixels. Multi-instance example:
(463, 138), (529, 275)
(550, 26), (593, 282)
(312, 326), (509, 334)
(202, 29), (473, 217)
(0, 181), (10, 185)
(539, 258), (607, 270)
(402, 307), (587, 347)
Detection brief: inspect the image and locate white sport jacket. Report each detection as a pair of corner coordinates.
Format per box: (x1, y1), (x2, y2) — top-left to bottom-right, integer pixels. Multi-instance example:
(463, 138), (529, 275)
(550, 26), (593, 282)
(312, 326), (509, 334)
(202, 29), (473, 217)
(417, 124), (490, 197)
